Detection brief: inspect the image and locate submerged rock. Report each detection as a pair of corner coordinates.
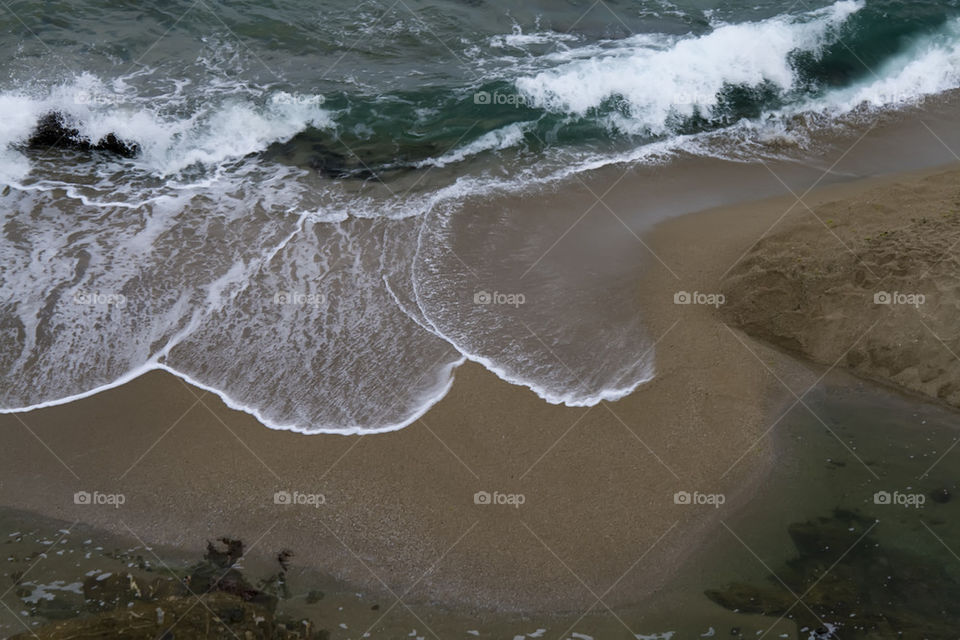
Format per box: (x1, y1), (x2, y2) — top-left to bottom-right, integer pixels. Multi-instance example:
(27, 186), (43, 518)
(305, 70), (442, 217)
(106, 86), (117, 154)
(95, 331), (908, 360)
(27, 112), (140, 158)
(13, 591), (323, 639)
(12, 536), (323, 640)
(306, 144), (378, 180)
(203, 537), (245, 569)
(261, 126), (446, 181)
(32, 593), (85, 620)
(189, 537), (280, 611)
(706, 509), (960, 637)
(83, 572), (149, 611)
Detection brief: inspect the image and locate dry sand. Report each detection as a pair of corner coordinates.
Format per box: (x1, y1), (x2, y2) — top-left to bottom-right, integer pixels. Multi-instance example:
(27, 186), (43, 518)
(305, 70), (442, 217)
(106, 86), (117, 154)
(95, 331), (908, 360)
(7, 163), (954, 615)
(722, 164), (960, 409)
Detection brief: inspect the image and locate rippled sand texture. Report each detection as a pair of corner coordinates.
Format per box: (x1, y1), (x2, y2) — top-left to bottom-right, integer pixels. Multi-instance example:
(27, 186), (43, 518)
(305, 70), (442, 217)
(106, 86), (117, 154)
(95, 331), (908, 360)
(722, 167), (960, 408)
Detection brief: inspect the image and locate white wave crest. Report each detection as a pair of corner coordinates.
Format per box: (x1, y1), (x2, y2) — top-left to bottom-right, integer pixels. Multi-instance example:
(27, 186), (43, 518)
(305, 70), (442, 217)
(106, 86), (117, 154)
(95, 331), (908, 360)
(514, 1), (865, 135)
(0, 73), (332, 183)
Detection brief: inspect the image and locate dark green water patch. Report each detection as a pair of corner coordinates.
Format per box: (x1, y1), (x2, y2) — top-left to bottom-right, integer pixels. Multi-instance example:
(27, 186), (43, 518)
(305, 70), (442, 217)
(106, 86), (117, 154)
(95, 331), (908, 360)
(700, 373), (960, 638)
(792, 0), (958, 91)
(707, 508), (960, 638)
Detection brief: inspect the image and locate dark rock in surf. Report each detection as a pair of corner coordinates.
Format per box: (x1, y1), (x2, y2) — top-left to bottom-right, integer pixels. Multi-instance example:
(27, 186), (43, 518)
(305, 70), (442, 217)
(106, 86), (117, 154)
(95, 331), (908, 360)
(27, 112), (140, 158)
(96, 132), (139, 158)
(27, 112), (79, 149)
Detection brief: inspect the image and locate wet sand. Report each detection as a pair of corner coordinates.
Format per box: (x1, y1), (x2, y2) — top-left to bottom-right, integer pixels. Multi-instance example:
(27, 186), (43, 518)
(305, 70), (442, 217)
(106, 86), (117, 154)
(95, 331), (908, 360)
(2, 162), (958, 617)
(0, 348), (784, 612)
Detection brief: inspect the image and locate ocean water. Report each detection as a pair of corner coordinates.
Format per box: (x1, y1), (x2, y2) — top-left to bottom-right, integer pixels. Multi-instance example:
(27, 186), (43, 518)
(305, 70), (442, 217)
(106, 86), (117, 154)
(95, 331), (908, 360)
(3, 0), (960, 432)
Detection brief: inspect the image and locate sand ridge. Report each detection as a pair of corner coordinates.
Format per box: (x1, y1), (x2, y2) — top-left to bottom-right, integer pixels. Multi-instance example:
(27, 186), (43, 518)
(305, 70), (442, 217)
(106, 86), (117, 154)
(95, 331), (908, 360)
(722, 167), (960, 408)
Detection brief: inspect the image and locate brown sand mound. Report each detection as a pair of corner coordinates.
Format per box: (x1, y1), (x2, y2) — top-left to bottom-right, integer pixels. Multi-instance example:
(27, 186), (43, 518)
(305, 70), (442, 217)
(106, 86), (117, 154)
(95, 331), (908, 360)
(721, 168), (960, 407)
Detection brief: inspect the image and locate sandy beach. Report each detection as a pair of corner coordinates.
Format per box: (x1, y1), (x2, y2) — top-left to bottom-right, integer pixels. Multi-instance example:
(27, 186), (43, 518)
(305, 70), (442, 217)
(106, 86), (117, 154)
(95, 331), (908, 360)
(8, 2), (960, 636)
(0, 172), (815, 615)
(2, 160), (960, 640)
(10, 163), (960, 617)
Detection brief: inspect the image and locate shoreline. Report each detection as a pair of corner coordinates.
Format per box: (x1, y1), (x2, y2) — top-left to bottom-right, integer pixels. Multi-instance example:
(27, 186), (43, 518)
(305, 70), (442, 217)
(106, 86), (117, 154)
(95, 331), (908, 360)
(3, 161), (960, 619)
(8, 93), (960, 437)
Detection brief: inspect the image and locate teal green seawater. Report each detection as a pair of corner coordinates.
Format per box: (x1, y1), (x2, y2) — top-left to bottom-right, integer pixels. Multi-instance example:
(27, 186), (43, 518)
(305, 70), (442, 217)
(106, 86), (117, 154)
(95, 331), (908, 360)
(4, 0), (960, 178)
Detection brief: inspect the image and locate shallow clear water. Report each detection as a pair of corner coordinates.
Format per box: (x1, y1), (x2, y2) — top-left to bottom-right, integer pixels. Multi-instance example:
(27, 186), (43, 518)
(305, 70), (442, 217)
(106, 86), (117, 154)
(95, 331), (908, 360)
(646, 372), (960, 638)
